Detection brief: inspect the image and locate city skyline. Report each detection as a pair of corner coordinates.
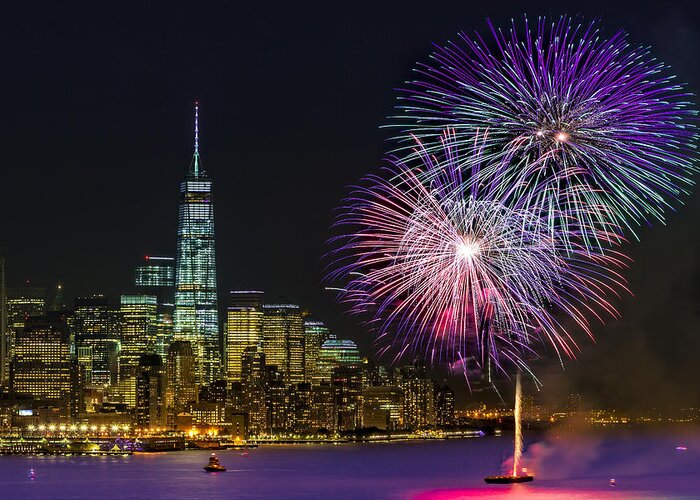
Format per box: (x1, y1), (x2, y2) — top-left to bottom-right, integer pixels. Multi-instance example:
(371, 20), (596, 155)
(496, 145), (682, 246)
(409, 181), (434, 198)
(0, 2), (698, 498)
(1, 2), (699, 413)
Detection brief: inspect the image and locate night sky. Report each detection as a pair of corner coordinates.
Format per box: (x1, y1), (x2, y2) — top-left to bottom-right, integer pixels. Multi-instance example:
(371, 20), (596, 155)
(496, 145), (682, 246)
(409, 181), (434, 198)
(1, 1), (699, 409)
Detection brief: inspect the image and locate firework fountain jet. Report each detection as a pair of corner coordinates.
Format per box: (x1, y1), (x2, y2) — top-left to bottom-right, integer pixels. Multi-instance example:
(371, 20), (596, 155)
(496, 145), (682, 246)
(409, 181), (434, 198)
(512, 371), (523, 477)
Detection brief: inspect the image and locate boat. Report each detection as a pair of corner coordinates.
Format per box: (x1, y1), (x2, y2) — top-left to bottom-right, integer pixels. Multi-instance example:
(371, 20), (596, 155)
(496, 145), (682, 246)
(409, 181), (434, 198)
(203, 453), (226, 472)
(484, 475), (534, 484)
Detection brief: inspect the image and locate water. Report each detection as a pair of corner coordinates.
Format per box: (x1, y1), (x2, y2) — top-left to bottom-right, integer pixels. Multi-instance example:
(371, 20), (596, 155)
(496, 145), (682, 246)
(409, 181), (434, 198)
(0, 429), (699, 499)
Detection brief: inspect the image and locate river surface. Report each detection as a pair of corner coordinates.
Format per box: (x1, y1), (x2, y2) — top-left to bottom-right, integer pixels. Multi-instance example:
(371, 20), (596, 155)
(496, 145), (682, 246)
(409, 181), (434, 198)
(0, 428), (699, 499)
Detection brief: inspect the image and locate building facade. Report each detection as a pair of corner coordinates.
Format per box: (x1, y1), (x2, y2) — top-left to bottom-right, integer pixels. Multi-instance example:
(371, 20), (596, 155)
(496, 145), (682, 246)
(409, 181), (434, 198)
(225, 291), (264, 383)
(164, 340), (197, 428)
(119, 295), (157, 379)
(262, 303), (304, 386)
(73, 295), (121, 386)
(302, 316), (330, 384)
(4, 287), (46, 384)
(11, 312), (74, 416)
(315, 337), (361, 385)
(241, 346), (268, 436)
(135, 255), (175, 357)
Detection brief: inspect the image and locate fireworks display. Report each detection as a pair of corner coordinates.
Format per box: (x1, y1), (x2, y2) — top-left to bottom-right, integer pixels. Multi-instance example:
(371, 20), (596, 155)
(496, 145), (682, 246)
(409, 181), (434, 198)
(329, 16), (697, 385)
(391, 16), (698, 245)
(328, 134), (629, 380)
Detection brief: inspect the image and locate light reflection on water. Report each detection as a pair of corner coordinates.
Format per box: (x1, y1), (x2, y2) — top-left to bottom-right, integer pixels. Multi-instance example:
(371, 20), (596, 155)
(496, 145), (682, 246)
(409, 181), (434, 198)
(0, 429), (698, 499)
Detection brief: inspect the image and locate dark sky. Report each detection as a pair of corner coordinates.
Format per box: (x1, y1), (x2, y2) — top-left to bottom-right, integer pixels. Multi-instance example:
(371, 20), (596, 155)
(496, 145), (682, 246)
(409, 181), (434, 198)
(1, 1), (699, 409)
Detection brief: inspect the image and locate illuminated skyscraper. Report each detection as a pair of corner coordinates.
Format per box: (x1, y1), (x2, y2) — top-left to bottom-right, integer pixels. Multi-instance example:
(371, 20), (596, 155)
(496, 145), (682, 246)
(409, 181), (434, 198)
(73, 296), (121, 386)
(11, 312), (74, 415)
(119, 295), (158, 378)
(315, 337), (362, 385)
(266, 364), (287, 434)
(262, 302), (304, 386)
(225, 291), (264, 383)
(399, 366), (436, 428)
(434, 381), (455, 426)
(333, 364), (364, 431)
(241, 346), (268, 436)
(302, 316), (330, 384)
(164, 340), (197, 428)
(173, 103), (220, 385)
(135, 256), (175, 303)
(4, 287), (46, 383)
(136, 353), (165, 427)
(135, 255), (175, 357)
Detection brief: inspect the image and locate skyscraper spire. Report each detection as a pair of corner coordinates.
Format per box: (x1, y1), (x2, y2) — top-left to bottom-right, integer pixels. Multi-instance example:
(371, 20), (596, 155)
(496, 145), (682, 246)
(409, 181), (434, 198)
(192, 101), (201, 177)
(194, 101), (199, 155)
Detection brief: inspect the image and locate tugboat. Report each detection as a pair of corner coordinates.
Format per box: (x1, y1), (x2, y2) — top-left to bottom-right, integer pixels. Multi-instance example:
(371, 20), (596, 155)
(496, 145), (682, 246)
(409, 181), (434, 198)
(484, 474), (533, 484)
(203, 453), (226, 472)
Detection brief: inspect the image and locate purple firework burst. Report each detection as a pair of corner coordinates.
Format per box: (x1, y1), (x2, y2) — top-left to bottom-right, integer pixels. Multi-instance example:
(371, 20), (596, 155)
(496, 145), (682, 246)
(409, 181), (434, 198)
(391, 16), (698, 246)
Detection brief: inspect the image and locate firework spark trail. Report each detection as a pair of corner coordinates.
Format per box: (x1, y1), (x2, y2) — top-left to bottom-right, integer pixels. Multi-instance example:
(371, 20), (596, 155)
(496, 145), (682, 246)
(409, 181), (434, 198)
(327, 132), (629, 381)
(391, 16), (698, 249)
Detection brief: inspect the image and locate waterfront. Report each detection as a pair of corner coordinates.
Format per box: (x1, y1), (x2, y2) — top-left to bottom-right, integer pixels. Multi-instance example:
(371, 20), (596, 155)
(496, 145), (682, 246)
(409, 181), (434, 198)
(0, 429), (698, 499)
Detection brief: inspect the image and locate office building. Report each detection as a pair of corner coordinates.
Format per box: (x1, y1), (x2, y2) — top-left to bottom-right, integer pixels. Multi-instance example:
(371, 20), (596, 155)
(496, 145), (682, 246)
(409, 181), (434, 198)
(225, 291), (264, 383)
(4, 287), (46, 383)
(302, 316), (330, 384)
(119, 295), (157, 379)
(73, 296), (121, 386)
(434, 381), (455, 426)
(11, 312), (74, 416)
(136, 354), (165, 427)
(315, 337), (361, 384)
(241, 346), (268, 436)
(262, 302), (304, 386)
(164, 340), (197, 427)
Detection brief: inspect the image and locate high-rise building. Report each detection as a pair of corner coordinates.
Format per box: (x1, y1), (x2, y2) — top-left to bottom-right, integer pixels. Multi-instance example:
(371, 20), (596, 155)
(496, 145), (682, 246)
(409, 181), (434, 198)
(399, 366), (436, 428)
(302, 316), (330, 384)
(434, 381), (455, 426)
(332, 364), (364, 431)
(119, 295), (157, 379)
(11, 312), (74, 416)
(262, 302), (304, 386)
(315, 337), (362, 385)
(266, 364), (288, 434)
(173, 103), (220, 386)
(225, 291), (264, 383)
(135, 256), (175, 306)
(288, 382), (313, 433)
(73, 296), (121, 386)
(136, 354), (165, 427)
(311, 382), (336, 432)
(241, 346), (268, 436)
(135, 255), (175, 357)
(5, 287), (47, 384)
(164, 340), (197, 428)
